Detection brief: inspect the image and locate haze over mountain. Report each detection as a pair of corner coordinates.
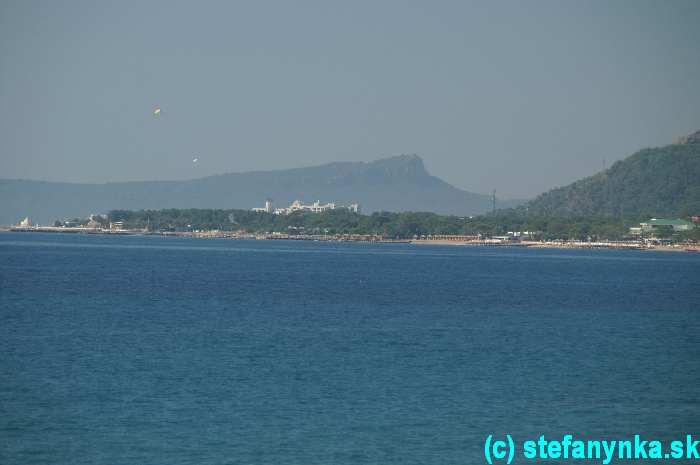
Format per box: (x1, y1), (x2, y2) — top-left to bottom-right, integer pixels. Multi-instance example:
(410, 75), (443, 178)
(0, 155), (522, 225)
(524, 130), (700, 217)
(3, 2), (700, 200)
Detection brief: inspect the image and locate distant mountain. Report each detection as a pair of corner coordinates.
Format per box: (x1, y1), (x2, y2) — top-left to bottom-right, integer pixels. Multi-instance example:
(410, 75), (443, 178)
(0, 155), (522, 224)
(525, 131), (700, 217)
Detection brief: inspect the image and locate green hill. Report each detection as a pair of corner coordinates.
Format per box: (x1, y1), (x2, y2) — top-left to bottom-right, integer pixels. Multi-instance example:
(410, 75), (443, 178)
(525, 130), (700, 217)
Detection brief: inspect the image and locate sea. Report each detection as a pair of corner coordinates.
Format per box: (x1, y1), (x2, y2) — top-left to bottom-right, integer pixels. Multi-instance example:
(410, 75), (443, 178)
(1, 232), (699, 465)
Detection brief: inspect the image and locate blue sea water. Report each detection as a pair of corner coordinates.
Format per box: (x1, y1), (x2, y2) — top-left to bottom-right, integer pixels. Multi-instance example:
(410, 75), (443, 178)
(1, 232), (699, 465)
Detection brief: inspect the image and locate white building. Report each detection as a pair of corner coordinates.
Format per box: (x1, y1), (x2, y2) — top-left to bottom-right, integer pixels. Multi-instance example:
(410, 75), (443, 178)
(252, 198), (274, 213)
(277, 199), (335, 214)
(255, 199), (360, 215)
(309, 200), (336, 213)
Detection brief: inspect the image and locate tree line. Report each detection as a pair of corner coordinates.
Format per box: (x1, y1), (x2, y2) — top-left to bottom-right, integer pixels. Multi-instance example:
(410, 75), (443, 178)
(104, 208), (699, 241)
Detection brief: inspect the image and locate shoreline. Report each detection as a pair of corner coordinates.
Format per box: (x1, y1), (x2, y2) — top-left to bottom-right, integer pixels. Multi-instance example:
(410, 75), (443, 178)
(410, 239), (694, 252)
(2, 227), (697, 253)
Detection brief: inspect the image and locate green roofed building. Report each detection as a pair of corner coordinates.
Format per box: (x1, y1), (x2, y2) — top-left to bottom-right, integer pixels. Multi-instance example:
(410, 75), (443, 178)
(639, 218), (695, 232)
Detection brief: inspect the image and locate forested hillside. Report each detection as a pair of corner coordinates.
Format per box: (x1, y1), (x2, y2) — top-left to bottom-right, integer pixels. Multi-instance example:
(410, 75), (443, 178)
(525, 131), (700, 217)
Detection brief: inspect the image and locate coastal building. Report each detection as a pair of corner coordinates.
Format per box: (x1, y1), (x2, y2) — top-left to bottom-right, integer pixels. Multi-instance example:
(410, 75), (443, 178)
(418, 234), (480, 241)
(62, 219), (82, 227)
(253, 199), (361, 215)
(629, 218), (696, 236)
(309, 200), (336, 213)
(252, 198), (274, 213)
(85, 214), (104, 229)
(506, 231), (541, 240)
(18, 217), (33, 227)
(639, 218), (694, 232)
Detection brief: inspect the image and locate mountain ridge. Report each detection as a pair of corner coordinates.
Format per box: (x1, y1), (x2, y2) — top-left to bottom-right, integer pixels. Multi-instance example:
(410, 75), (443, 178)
(0, 155), (522, 224)
(1, 154), (427, 186)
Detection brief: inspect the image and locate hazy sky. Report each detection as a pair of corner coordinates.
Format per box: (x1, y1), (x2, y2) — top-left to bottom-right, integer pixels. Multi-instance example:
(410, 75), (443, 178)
(1, 1), (699, 198)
